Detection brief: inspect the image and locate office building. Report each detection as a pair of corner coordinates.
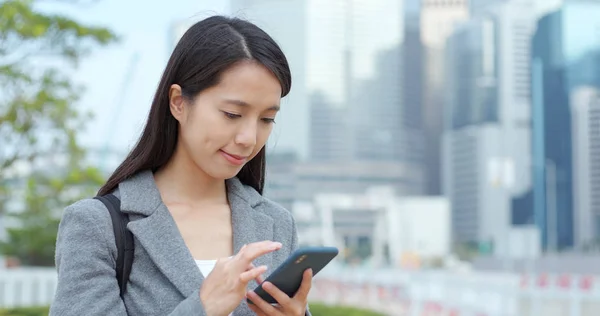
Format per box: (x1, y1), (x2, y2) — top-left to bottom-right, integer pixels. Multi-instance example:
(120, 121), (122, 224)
(293, 187), (451, 267)
(571, 86), (600, 246)
(420, 0), (469, 195)
(531, 1), (600, 251)
(443, 0), (537, 256)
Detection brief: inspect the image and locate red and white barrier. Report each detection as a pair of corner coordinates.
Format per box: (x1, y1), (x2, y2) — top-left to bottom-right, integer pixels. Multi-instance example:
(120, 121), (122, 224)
(309, 269), (600, 316)
(2, 266), (599, 315)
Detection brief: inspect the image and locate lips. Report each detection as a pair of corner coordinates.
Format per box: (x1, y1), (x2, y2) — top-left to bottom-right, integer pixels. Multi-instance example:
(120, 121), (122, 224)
(219, 150), (249, 166)
(225, 152), (246, 160)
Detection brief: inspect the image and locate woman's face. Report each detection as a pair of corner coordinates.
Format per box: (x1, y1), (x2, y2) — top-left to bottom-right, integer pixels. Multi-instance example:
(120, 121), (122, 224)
(169, 60), (282, 180)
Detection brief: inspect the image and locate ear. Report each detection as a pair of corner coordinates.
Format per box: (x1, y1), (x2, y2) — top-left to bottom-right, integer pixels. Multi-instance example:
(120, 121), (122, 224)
(169, 84), (186, 122)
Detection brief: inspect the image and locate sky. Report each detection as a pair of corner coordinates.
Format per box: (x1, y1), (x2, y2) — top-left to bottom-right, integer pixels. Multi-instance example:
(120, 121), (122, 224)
(36, 0), (231, 156)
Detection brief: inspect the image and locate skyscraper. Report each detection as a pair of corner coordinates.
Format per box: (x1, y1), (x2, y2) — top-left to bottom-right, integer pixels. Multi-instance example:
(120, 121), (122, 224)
(571, 86), (600, 247)
(443, 0), (536, 256)
(532, 2), (600, 251)
(401, 13), (425, 164)
(420, 0), (469, 195)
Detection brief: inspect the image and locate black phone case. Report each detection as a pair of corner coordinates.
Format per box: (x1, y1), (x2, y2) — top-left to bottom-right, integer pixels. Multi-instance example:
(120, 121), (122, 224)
(248, 246), (339, 304)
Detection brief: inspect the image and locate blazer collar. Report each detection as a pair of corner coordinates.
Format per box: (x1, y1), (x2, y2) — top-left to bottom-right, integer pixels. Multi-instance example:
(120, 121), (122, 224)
(117, 170), (274, 301)
(117, 170), (264, 216)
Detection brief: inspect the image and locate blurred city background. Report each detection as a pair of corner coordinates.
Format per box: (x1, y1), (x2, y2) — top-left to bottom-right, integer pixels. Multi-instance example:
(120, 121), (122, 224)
(1, 0), (600, 315)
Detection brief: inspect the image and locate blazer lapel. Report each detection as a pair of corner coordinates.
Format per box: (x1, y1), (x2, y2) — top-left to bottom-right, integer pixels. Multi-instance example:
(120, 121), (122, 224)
(226, 178), (275, 316)
(227, 177), (274, 272)
(118, 171), (202, 297)
(127, 205), (203, 296)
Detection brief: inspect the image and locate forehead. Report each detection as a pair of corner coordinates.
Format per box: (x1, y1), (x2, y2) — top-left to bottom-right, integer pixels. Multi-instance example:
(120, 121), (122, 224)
(211, 61), (282, 110)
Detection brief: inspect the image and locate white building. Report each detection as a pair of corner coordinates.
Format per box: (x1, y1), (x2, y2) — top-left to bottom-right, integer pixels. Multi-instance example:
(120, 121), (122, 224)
(442, 0), (538, 257)
(292, 187), (451, 268)
(571, 86), (600, 246)
(442, 124), (541, 259)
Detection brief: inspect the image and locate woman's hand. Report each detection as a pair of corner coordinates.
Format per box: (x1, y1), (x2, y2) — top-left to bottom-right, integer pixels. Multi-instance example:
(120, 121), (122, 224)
(199, 241), (283, 316)
(246, 268), (313, 316)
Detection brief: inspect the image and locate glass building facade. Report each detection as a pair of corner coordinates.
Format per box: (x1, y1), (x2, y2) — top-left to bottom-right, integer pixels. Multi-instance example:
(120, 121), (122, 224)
(531, 2), (600, 251)
(445, 16), (499, 131)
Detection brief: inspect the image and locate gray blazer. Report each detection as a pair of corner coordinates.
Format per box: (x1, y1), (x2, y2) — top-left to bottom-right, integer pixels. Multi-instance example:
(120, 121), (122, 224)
(50, 170), (309, 316)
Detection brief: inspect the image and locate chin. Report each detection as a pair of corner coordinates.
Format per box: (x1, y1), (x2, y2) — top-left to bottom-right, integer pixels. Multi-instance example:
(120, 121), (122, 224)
(206, 166), (244, 181)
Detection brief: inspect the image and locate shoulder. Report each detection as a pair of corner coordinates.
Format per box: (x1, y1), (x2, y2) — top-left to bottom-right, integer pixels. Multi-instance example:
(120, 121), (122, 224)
(60, 197), (113, 227)
(56, 197), (117, 262)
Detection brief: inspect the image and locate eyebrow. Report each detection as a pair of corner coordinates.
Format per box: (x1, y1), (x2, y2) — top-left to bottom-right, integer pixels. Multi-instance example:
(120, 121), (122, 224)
(223, 99), (280, 111)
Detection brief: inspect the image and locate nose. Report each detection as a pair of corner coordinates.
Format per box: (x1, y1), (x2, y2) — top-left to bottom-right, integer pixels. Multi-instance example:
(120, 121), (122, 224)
(234, 120), (257, 148)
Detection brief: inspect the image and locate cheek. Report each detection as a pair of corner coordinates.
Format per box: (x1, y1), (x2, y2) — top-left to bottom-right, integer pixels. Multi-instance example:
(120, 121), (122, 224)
(181, 110), (226, 151)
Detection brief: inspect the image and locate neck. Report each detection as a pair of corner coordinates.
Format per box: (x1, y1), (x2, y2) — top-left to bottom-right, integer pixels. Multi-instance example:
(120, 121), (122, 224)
(154, 145), (227, 206)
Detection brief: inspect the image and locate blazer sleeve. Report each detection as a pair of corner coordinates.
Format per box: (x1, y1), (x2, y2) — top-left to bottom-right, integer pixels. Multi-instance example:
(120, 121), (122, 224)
(49, 200), (208, 316)
(289, 215), (312, 316)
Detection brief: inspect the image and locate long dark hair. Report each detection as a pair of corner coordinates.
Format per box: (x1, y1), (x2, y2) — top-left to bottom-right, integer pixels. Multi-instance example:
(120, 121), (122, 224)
(98, 16), (291, 196)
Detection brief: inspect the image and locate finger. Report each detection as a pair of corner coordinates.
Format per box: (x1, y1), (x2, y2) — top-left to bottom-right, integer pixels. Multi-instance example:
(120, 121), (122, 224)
(262, 281), (292, 308)
(256, 273), (265, 284)
(293, 268), (313, 301)
(239, 265), (268, 283)
(247, 290), (282, 316)
(247, 262), (265, 284)
(235, 241), (282, 267)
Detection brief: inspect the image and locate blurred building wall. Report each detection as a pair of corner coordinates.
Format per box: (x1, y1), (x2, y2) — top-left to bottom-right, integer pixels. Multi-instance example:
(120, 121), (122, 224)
(571, 86), (600, 246)
(531, 2), (600, 251)
(442, 0), (537, 257)
(420, 0), (469, 195)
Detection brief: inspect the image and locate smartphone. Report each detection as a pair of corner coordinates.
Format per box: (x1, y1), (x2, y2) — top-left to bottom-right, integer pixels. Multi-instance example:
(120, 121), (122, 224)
(248, 246), (339, 304)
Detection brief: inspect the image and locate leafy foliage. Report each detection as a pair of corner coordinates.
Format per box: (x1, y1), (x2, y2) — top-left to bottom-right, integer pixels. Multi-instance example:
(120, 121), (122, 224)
(0, 306), (50, 316)
(0, 0), (117, 266)
(0, 167), (104, 266)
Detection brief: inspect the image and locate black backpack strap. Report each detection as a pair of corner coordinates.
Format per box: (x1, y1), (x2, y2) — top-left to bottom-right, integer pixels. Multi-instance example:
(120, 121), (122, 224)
(94, 194), (134, 298)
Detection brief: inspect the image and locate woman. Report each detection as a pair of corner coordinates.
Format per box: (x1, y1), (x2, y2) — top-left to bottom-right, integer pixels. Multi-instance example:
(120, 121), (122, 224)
(50, 15), (312, 316)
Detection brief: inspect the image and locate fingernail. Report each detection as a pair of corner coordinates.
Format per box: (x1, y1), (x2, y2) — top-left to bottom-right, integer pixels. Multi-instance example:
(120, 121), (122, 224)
(273, 242), (282, 249)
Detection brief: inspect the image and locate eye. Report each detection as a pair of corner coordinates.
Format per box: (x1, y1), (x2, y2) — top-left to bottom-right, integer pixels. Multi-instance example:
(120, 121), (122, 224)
(262, 118), (276, 124)
(222, 111), (241, 119)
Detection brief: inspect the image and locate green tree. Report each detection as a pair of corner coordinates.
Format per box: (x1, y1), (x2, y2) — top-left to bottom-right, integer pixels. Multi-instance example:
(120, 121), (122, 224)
(0, 0), (117, 266)
(1, 167), (105, 266)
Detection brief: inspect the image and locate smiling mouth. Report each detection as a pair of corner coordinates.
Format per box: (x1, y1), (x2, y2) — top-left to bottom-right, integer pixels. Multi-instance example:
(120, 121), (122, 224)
(225, 152), (247, 160)
(219, 150), (248, 165)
